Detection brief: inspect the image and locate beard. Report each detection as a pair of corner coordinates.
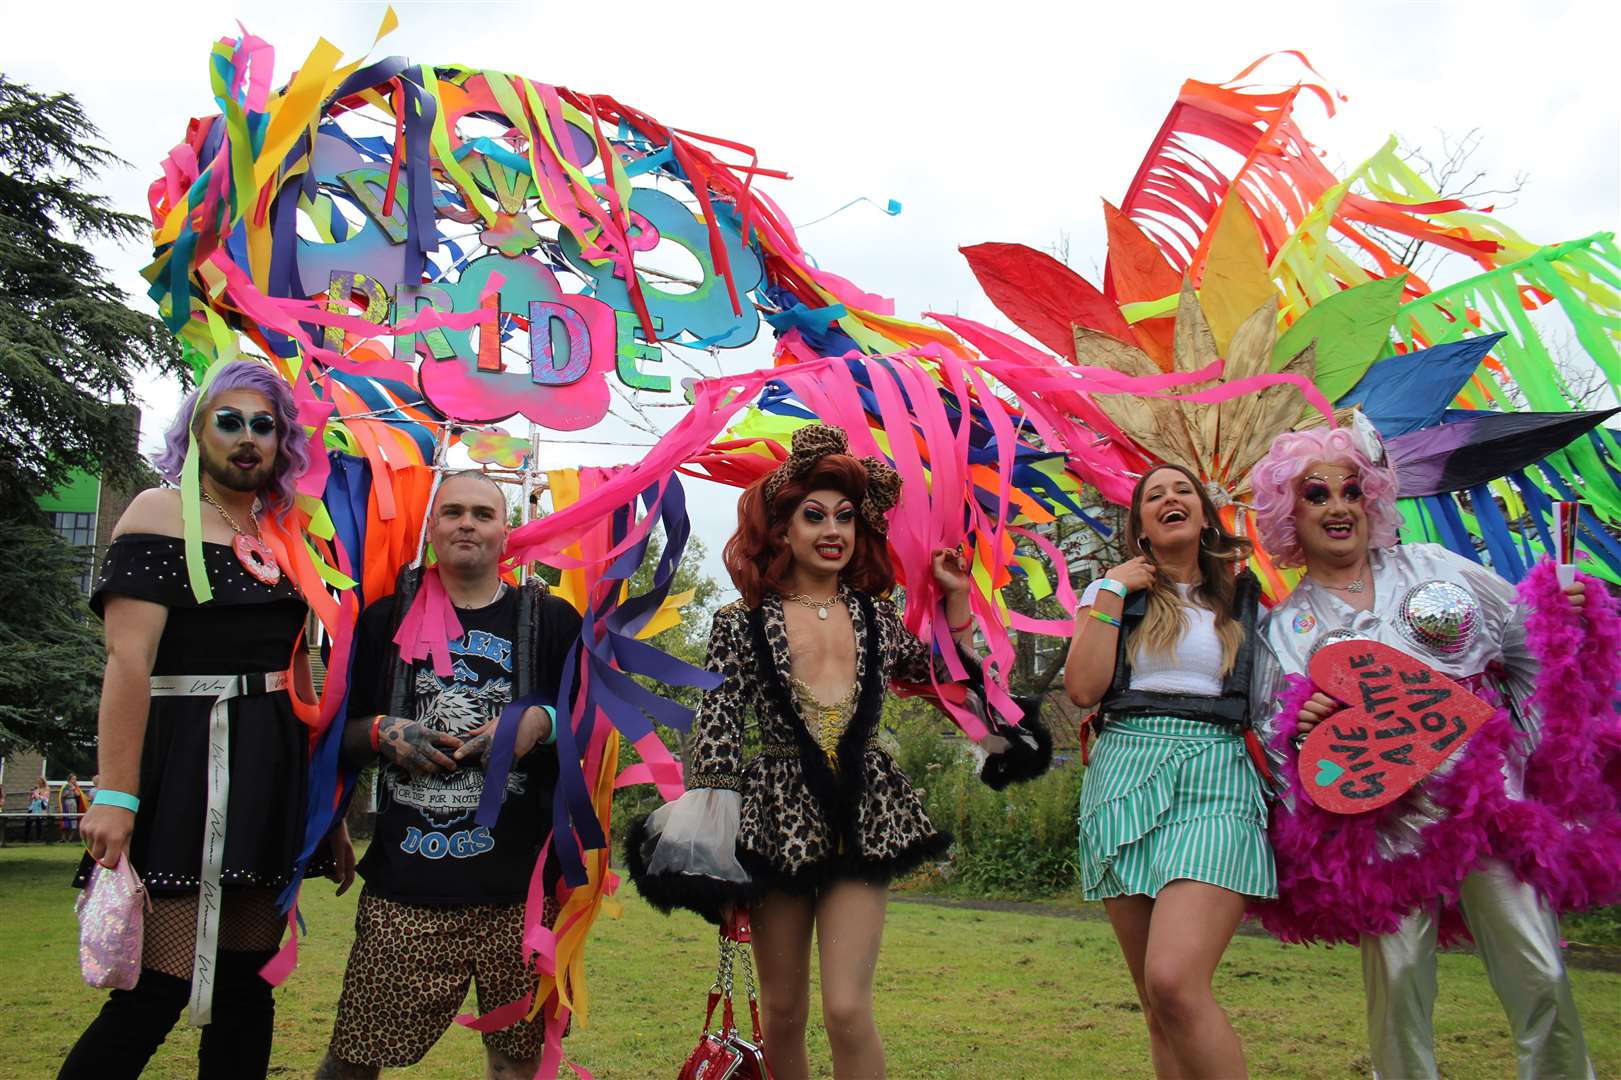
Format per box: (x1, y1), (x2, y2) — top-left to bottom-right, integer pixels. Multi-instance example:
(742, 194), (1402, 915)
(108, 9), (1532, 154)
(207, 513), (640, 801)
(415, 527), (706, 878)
(202, 449), (273, 493)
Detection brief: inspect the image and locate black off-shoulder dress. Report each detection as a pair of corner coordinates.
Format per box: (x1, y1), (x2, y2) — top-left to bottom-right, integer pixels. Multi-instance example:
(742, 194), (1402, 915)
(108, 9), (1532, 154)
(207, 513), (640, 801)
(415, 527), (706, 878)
(76, 534), (319, 894)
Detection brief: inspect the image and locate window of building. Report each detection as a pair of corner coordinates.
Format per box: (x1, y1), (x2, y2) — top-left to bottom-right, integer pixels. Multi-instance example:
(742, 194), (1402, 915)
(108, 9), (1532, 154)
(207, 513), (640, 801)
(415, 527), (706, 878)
(51, 511), (97, 594)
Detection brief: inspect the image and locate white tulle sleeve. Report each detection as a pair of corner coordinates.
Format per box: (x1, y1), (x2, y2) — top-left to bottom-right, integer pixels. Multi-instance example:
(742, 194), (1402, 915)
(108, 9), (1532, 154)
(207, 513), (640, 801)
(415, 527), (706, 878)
(642, 788), (750, 883)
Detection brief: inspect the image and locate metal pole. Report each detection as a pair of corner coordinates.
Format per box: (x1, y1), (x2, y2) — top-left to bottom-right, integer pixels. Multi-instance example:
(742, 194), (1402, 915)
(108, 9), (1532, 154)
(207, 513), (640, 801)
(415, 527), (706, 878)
(411, 421), (454, 569)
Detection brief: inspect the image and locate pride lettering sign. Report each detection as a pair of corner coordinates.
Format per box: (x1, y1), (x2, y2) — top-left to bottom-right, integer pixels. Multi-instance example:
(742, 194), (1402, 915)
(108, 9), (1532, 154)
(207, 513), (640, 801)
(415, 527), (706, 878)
(294, 76), (764, 427)
(150, 61), (773, 430)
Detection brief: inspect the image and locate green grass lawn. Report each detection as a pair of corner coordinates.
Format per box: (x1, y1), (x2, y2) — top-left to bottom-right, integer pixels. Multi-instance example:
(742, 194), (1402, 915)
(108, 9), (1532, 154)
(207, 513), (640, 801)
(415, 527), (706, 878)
(3, 844), (1617, 1078)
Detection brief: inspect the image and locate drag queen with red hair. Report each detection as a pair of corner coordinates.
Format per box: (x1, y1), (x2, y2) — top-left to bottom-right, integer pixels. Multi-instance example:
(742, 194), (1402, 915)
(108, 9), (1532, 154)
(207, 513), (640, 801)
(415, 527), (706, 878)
(1252, 423), (1619, 1080)
(629, 424), (1045, 1080)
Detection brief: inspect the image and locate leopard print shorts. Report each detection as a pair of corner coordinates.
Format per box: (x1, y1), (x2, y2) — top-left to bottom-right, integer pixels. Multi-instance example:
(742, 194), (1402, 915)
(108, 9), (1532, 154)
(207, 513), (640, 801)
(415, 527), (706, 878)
(327, 889), (558, 1067)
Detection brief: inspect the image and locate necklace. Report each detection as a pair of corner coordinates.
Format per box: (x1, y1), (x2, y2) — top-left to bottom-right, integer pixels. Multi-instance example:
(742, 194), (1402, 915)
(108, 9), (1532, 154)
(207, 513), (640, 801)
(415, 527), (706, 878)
(453, 580), (506, 610)
(788, 592), (841, 620)
(201, 488), (281, 586)
(1321, 577), (1368, 594)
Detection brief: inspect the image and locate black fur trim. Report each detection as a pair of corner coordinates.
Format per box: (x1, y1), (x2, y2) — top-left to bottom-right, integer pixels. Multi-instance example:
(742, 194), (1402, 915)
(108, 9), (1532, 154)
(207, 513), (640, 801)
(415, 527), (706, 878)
(739, 829), (954, 897)
(980, 709), (1054, 790)
(955, 651), (1055, 789)
(621, 814), (753, 926)
(746, 592), (885, 861)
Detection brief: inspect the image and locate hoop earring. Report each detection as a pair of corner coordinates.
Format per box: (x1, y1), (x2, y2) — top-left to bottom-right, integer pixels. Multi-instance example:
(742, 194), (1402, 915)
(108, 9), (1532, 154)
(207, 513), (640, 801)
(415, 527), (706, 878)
(1201, 526), (1218, 549)
(1137, 536), (1150, 554)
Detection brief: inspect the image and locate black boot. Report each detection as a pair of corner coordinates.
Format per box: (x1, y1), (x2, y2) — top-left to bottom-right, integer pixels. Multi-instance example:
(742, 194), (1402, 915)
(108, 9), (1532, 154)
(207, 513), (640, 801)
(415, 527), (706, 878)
(58, 968), (189, 1079)
(197, 949), (277, 1079)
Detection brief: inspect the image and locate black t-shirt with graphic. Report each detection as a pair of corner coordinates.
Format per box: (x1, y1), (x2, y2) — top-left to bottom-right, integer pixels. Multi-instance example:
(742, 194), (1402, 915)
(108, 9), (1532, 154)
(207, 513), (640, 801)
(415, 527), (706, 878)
(349, 585), (581, 905)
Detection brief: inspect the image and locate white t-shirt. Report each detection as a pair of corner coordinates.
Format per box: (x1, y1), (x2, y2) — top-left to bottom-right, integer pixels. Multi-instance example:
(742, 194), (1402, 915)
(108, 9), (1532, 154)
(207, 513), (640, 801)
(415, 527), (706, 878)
(1126, 583), (1225, 697)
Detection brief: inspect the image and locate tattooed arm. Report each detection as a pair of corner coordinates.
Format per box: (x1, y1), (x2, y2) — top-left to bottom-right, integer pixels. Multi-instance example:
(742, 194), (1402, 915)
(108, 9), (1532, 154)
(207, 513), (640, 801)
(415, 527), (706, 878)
(338, 597), (461, 773)
(453, 705), (552, 768)
(379, 716), (463, 776)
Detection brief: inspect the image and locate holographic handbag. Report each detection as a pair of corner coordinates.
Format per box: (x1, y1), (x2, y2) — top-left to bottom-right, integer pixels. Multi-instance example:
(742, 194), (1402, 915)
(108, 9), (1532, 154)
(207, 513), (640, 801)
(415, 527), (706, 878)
(76, 854), (151, 990)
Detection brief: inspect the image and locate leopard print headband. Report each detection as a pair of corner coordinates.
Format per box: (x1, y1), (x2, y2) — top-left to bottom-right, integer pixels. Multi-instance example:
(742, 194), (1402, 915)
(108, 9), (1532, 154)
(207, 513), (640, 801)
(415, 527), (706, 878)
(760, 424), (901, 535)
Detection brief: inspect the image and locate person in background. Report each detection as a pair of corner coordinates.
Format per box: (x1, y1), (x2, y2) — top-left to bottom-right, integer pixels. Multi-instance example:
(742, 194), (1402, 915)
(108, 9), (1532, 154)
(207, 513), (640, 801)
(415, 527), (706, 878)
(28, 777), (51, 843)
(59, 773), (87, 843)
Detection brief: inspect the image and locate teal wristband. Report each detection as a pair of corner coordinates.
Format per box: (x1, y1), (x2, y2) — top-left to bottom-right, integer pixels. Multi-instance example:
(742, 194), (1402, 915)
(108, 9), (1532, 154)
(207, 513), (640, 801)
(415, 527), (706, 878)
(541, 705), (559, 746)
(1095, 578), (1129, 600)
(92, 789), (139, 814)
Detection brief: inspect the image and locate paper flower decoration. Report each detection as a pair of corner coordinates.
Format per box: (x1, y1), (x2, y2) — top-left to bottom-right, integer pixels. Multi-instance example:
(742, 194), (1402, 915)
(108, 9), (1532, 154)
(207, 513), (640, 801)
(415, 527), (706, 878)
(460, 428), (531, 469)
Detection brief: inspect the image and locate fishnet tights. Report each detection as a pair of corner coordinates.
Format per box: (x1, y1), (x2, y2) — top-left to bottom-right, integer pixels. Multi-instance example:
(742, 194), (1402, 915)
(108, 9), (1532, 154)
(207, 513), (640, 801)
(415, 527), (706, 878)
(142, 889), (285, 978)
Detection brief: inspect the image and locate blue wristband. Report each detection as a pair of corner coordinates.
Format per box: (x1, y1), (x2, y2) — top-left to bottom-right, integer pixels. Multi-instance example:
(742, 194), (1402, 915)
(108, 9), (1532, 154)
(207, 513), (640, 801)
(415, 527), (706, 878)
(541, 705), (559, 746)
(92, 789), (140, 814)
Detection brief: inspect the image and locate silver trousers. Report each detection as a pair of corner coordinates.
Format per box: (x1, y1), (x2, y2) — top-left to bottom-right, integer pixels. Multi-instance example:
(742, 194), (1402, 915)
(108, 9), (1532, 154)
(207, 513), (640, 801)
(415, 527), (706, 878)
(1362, 859), (1593, 1080)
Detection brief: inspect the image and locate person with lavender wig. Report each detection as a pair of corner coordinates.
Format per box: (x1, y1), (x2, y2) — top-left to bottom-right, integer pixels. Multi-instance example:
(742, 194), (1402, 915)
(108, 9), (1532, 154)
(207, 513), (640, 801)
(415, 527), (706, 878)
(1251, 423), (1601, 1080)
(61, 360), (354, 1080)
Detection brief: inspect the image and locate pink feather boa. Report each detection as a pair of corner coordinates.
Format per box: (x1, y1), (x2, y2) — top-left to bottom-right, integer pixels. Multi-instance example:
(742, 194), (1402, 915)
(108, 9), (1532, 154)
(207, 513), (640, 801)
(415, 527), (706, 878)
(1253, 560), (1621, 946)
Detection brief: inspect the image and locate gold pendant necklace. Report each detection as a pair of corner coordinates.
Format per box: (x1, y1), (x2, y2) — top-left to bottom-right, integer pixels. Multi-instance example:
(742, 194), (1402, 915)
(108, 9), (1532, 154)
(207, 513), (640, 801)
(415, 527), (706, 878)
(788, 592), (840, 620)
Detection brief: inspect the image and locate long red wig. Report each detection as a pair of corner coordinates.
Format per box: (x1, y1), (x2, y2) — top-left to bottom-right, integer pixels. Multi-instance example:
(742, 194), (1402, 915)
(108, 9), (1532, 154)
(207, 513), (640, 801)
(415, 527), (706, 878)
(722, 455), (895, 607)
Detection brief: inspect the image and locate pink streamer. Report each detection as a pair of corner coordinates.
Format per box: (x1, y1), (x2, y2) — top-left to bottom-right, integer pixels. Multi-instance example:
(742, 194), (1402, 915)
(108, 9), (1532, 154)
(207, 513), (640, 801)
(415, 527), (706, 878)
(256, 901), (299, 987)
(617, 732), (685, 800)
(207, 252), (503, 385)
(1009, 611), (1077, 635)
(392, 566), (464, 678)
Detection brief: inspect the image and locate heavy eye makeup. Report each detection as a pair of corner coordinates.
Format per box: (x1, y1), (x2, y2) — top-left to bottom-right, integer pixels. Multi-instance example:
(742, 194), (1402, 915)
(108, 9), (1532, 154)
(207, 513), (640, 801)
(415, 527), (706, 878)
(800, 502), (855, 525)
(214, 409), (276, 437)
(1300, 476), (1364, 506)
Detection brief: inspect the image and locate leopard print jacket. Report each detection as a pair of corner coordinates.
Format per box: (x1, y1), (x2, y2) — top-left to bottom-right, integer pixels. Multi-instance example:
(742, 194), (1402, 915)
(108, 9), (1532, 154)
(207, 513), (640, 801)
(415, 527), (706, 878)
(685, 586), (954, 892)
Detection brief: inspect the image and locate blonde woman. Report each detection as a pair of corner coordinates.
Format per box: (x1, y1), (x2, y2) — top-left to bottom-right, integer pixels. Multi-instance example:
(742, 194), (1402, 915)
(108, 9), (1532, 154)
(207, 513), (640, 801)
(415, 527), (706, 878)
(1065, 463), (1275, 1080)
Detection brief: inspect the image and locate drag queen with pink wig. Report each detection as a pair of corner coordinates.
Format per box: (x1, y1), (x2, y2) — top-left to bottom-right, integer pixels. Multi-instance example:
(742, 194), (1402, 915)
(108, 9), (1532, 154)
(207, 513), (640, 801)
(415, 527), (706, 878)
(1250, 424), (1621, 1080)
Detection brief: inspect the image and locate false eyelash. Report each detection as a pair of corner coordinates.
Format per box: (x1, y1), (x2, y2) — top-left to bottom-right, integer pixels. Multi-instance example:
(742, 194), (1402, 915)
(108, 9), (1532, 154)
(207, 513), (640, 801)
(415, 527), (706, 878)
(1301, 484), (1333, 504)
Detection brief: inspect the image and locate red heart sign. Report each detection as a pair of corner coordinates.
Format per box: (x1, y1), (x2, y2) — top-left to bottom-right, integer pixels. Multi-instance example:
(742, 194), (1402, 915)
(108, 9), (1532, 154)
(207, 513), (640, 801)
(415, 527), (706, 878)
(1300, 640), (1498, 814)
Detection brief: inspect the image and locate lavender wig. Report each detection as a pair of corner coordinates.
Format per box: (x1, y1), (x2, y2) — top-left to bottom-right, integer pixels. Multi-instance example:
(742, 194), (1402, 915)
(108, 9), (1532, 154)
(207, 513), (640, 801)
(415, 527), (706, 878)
(153, 360), (309, 515)
(1252, 426), (1401, 567)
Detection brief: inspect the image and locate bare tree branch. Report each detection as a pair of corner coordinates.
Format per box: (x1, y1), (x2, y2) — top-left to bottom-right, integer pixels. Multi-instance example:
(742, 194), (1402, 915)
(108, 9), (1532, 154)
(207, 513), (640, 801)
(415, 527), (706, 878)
(1350, 128), (1528, 280)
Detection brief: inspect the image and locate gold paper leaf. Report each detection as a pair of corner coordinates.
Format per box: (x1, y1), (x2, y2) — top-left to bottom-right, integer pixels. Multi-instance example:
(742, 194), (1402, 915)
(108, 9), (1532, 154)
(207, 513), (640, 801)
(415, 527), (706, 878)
(1074, 326), (1201, 471)
(1171, 281), (1219, 476)
(1227, 342), (1318, 495)
(1201, 198), (1278, 355)
(1214, 298), (1279, 481)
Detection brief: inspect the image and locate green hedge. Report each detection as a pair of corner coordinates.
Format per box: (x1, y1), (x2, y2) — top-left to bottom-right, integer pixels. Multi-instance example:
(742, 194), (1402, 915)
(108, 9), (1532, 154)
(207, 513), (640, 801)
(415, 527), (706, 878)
(887, 696), (1082, 898)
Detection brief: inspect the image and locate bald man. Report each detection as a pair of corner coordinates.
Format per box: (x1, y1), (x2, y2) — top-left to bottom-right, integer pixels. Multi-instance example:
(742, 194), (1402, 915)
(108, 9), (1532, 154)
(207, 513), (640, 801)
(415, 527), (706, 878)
(318, 471), (582, 1079)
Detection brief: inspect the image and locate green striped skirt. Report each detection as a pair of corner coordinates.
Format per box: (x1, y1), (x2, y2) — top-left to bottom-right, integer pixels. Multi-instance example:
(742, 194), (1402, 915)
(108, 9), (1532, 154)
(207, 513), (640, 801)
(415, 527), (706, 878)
(1078, 715), (1275, 901)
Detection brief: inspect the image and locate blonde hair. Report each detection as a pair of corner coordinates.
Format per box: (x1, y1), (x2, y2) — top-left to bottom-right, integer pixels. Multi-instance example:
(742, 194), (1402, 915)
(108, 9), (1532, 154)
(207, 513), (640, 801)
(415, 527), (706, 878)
(1123, 465), (1252, 676)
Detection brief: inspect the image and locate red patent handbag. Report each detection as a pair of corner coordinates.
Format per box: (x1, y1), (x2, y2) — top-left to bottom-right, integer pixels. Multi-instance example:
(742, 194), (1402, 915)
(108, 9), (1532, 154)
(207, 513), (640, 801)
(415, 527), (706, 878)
(678, 913), (772, 1080)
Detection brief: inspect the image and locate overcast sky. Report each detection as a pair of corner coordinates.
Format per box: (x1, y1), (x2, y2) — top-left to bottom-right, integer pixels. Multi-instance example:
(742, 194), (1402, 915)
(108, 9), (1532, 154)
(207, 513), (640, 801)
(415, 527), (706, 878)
(4, 0), (1618, 595)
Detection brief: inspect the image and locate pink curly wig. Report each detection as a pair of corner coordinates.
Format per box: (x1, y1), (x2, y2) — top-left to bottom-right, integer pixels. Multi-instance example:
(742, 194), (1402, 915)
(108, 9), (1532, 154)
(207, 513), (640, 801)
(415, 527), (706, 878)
(1252, 427), (1401, 567)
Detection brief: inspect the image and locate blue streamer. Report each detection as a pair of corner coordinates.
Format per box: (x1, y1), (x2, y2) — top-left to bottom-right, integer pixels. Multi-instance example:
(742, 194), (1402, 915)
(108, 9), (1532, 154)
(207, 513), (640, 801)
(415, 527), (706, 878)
(1466, 483), (1525, 581)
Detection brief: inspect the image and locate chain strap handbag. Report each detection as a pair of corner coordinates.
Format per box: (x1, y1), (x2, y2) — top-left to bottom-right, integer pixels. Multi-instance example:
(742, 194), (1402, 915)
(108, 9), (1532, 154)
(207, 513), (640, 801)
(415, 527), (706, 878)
(678, 912), (772, 1080)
